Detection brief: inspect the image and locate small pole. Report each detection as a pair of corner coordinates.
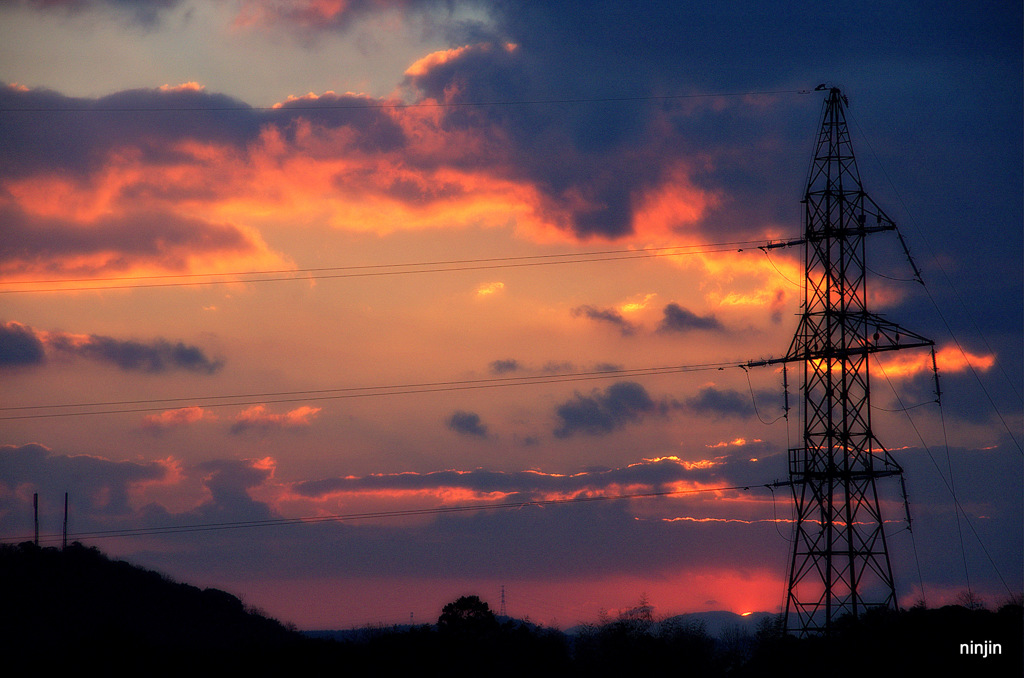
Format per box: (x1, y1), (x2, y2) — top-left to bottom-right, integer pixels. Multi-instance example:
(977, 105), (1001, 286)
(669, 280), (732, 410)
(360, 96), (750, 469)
(33, 493), (39, 546)
(63, 492), (69, 549)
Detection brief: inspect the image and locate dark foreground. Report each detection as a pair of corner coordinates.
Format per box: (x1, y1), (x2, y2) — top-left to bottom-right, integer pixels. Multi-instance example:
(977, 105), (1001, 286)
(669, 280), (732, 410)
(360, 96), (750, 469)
(1, 542), (1020, 676)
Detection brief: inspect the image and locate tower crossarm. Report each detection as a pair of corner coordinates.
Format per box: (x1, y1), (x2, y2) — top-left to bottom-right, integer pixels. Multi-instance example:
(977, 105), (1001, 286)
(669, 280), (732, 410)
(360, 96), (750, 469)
(743, 314), (932, 369)
(761, 221), (896, 252)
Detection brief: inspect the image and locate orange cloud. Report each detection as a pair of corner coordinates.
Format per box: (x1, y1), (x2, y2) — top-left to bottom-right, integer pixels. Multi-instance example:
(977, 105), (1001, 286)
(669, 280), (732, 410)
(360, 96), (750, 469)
(142, 407), (215, 430)
(405, 46), (476, 78)
(204, 120), (549, 239)
(706, 438), (763, 449)
(159, 82), (205, 93)
(876, 345), (995, 380)
(630, 163), (720, 239)
(639, 455), (727, 470)
(619, 292), (657, 314)
(661, 515), (792, 525)
(476, 281), (505, 297)
(232, 0), (374, 29)
(231, 404), (323, 432)
(1, 165), (286, 284)
(0, 78), (807, 285)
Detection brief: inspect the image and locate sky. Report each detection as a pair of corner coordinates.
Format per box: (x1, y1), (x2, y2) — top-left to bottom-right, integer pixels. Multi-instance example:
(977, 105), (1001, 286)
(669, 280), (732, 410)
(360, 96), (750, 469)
(0, 0), (1021, 630)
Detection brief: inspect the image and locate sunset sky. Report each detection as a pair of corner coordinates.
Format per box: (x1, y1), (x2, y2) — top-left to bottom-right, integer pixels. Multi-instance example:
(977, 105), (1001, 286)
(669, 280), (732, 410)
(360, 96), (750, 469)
(1, 1), (1021, 630)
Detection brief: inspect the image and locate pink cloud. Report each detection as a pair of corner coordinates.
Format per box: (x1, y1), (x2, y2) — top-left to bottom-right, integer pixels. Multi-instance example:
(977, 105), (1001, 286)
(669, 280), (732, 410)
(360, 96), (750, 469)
(142, 407), (215, 432)
(232, 0), (415, 30)
(231, 404), (323, 433)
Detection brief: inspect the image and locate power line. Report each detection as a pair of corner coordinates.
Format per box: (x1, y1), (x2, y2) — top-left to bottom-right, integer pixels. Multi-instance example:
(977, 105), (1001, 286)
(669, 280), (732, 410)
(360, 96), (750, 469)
(0, 360), (741, 420)
(0, 240), (776, 294)
(1, 241), (765, 285)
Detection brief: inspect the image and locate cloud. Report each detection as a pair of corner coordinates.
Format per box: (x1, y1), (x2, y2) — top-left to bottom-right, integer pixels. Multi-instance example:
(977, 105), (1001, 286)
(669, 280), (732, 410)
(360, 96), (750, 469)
(23, 0), (184, 26)
(230, 405), (322, 434)
(264, 454), (792, 583)
(0, 321), (46, 368)
(142, 407), (215, 432)
(0, 443), (167, 518)
(684, 387), (754, 419)
(8, 41), (731, 249)
(9, 0), (1019, 261)
(571, 305), (636, 336)
(166, 471), (784, 589)
(877, 344), (995, 380)
(293, 455), (744, 500)
(192, 457), (276, 521)
(476, 281), (505, 297)
(447, 410), (489, 438)
(399, 40), (724, 241)
(48, 333), (224, 374)
(1, 321), (223, 374)
(0, 84), (259, 182)
(0, 205), (276, 280)
(571, 301), (720, 336)
(0, 446), (287, 541)
(657, 303), (722, 333)
(489, 358), (520, 374)
(0, 50), (790, 263)
(232, 0), (430, 31)
(553, 381), (674, 438)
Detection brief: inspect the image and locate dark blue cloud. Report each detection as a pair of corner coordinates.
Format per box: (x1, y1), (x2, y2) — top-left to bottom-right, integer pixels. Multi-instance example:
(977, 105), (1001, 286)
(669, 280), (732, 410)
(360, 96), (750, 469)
(684, 385), (782, 421)
(447, 410), (489, 438)
(0, 85), (404, 182)
(571, 305), (636, 335)
(489, 358), (521, 374)
(554, 381), (673, 437)
(49, 334), (223, 374)
(190, 459), (276, 522)
(0, 204), (261, 277)
(0, 443), (166, 519)
(482, 1), (1021, 93)
(0, 321), (223, 374)
(658, 303), (722, 333)
(0, 322), (46, 368)
(684, 387), (754, 419)
(401, 41), (667, 239)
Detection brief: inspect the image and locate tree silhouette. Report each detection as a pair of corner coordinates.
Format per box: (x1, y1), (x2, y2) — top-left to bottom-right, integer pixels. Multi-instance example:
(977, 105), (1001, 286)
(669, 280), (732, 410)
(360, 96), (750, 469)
(437, 595), (498, 634)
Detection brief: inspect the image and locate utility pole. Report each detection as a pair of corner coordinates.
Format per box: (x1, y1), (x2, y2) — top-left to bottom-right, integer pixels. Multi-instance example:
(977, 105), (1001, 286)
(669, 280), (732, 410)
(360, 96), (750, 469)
(754, 87), (934, 636)
(63, 492), (69, 550)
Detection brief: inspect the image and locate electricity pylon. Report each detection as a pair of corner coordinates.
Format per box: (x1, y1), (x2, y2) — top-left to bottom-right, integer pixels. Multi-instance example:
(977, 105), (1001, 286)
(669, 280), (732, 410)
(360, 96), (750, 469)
(753, 87), (934, 636)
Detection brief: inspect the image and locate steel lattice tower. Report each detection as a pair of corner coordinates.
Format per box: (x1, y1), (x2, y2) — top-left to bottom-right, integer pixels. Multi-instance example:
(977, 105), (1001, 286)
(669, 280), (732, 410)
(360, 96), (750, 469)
(776, 87), (933, 637)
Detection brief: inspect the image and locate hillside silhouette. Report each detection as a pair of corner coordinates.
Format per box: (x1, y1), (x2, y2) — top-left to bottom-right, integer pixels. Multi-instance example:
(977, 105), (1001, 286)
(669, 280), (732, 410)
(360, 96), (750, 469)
(1, 541), (1019, 676)
(0, 542), (317, 669)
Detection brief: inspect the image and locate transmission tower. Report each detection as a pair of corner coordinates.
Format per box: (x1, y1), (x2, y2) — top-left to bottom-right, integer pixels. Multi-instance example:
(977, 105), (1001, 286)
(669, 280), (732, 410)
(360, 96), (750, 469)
(757, 87), (934, 637)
